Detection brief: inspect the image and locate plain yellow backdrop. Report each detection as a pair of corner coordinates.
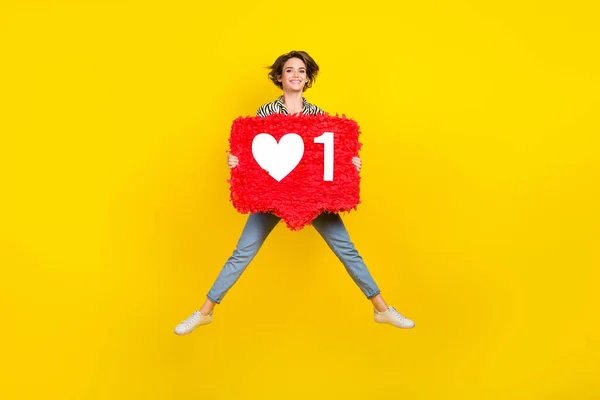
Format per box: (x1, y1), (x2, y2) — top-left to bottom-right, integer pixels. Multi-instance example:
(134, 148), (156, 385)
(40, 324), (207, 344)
(1, 1), (599, 399)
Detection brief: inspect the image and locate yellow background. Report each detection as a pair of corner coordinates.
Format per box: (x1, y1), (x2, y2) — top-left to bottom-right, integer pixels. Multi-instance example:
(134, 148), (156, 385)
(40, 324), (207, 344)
(1, 1), (599, 399)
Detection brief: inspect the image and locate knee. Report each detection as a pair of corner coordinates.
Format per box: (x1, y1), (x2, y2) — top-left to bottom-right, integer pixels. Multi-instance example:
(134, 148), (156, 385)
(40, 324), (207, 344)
(331, 238), (358, 257)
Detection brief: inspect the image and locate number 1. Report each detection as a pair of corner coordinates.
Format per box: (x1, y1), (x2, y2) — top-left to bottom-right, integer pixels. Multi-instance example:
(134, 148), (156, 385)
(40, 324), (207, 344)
(314, 132), (334, 181)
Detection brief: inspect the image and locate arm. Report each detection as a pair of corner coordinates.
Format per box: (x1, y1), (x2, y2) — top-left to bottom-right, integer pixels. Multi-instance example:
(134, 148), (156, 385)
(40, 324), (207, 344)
(228, 107), (265, 168)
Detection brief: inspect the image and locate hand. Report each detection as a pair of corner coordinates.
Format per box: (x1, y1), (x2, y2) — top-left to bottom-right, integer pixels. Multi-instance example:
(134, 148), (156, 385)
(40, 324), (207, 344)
(228, 154), (239, 169)
(352, 156), (362, 172)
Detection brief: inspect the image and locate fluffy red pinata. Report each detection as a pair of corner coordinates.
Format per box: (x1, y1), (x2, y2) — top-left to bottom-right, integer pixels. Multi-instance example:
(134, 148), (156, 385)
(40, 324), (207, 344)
(228, 113), (362, 230)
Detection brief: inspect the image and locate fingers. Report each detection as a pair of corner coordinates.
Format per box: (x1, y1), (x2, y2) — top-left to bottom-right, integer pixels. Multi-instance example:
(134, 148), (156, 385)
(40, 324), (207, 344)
(228, 154), (239, 169)
(352, 156), (362, 172)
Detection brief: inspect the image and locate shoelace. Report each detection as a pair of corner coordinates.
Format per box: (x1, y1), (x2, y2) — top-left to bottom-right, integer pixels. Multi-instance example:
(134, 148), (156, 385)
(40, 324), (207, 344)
(183, 312), (201, 327)
(388, 307), (405, 320)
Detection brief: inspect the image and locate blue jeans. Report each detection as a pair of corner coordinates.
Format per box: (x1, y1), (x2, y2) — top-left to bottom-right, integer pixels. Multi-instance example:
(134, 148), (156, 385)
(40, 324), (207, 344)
(206, 212), (381, 303)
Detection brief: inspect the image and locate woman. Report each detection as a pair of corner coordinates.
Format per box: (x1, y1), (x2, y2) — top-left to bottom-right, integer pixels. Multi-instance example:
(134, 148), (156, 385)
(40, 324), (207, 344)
(175, 51), (414, 335)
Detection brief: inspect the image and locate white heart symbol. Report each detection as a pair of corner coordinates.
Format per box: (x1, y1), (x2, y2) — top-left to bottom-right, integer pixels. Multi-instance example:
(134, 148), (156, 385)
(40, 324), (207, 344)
(252, 133), (304, 182)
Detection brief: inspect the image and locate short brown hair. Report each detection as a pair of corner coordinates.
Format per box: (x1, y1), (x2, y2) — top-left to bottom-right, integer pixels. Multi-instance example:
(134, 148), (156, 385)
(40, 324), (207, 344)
(268, 50), (319, 91)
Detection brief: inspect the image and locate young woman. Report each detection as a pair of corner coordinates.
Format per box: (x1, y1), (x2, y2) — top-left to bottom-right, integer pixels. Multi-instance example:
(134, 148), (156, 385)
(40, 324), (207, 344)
(175, 51), (415, 334)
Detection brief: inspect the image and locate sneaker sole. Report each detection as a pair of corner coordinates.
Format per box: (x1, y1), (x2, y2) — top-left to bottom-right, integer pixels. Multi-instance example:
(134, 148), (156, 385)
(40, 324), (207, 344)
(374, 319), (415, 329)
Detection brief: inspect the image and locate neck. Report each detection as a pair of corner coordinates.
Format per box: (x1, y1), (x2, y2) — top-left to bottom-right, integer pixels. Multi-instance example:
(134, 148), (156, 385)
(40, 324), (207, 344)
(282, 91), (304, 112)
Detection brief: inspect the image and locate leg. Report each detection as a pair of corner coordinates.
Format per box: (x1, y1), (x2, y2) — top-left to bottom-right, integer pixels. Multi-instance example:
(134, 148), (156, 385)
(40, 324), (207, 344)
(175, 213), (281, 335)
(370, 293), (389, 312)
(311, 213), (415, 328)
(206, 212), (281, 305)
(311, 212), (381, 301)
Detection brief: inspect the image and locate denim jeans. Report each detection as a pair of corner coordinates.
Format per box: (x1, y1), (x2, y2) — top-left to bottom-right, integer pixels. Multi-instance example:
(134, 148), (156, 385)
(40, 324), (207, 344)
(206, 212), (381, 303)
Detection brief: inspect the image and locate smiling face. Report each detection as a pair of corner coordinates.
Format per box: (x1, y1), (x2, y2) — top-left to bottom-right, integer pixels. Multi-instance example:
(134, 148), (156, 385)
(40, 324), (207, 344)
(277, 57), (307, 93)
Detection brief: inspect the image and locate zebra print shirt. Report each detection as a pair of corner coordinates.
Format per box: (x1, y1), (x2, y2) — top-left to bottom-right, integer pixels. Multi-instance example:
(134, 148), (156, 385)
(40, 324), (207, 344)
(256, 96), (325, 118)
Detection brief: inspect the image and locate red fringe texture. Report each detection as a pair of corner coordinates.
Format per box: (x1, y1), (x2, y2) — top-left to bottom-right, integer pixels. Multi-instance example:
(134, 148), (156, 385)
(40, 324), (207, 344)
(228, 113), (362, 231)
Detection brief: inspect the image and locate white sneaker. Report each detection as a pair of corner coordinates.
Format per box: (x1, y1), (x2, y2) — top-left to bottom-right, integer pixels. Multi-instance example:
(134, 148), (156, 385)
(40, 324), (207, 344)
(174, 311), (212, 335)
(374, 306), (415, 329)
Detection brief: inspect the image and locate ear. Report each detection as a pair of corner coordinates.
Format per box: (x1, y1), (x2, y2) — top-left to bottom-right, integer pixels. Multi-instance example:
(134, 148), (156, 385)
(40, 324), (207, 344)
(277, 74), (282, 82)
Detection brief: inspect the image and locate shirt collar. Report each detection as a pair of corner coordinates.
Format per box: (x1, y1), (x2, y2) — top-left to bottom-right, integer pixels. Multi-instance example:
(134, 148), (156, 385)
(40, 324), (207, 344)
(276, 96), (309, 115)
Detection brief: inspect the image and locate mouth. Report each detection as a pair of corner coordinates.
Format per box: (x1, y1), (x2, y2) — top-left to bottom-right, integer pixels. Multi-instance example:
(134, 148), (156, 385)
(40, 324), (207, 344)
(289, 80), (303, 84)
